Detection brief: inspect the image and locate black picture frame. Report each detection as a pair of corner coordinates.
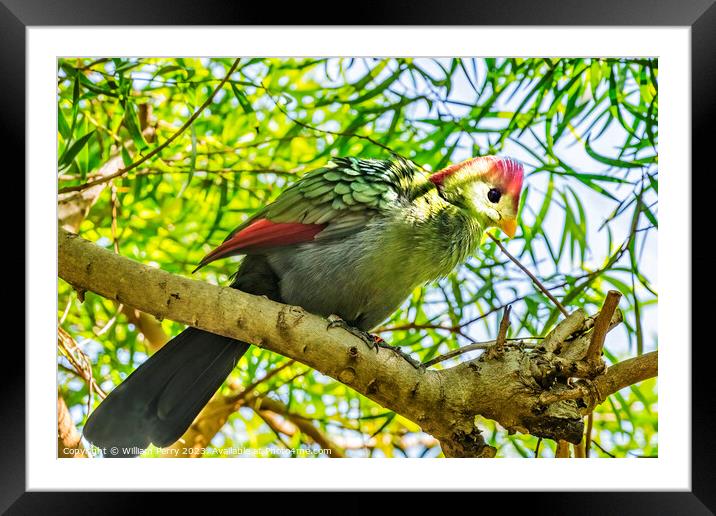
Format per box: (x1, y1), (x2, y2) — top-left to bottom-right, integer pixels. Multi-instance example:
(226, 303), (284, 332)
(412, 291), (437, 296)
(3, 0), (713, 513)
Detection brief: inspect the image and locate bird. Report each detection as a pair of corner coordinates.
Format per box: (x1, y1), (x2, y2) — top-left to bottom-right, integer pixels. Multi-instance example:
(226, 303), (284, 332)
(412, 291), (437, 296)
(82, 155), (524, 456)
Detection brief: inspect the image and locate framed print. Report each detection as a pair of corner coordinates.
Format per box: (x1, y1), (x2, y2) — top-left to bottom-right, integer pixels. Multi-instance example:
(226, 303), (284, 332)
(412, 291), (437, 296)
(4, 0), (714, 512)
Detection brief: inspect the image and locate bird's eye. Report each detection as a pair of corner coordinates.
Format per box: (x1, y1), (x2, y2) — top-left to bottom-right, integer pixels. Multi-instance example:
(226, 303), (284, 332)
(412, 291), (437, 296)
(487, 188), (502, 203)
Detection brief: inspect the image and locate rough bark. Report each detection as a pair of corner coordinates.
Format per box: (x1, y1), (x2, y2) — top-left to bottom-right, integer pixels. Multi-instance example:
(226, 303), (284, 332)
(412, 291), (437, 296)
(58, 228), (658, 457)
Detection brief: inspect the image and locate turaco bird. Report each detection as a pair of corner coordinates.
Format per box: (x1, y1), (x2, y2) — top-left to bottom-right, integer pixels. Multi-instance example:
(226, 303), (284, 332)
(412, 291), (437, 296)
(83, 155), (524, 456)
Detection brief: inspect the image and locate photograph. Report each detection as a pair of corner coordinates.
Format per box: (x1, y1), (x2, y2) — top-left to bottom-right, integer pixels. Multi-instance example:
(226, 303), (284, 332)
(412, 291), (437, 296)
(56, 56), (658, 460)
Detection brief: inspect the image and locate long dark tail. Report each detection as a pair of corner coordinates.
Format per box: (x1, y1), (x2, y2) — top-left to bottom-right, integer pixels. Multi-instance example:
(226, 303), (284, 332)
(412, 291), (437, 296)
(82, 327), (250, 456)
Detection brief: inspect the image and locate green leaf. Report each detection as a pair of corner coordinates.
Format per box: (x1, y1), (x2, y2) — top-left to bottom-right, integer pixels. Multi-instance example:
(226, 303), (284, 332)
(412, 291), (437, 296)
(584, 138), (648, 169)
(120, 146), (133, 167)
(58, 130), (96, 169)
(123, 103), (148, 151)
(114, 59), (141, 74)
(641, 203), (658, 228)
(58, 109), (70, 139)
(231, 84), (254, 114)
(348, 67), (403, 105)
(589, 59), (602, 99)
(351, 61), (388, 91)
(525, 175), (553, 251)
(66, 72), (81, 148)
(178, 123), (197, 198)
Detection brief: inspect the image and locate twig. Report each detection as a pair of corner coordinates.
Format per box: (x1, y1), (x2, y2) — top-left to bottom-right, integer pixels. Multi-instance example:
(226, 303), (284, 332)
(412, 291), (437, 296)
(456, 263), (604, 331)
(585, 413), (595, 458)
(110, 180), (120, 254)
(375, 321), (474, 341)
(489, 233), (569, 317)
(534, 437), (543, 458)
(254, 407), (297, 437)
(133, 166), (297, 178)
(585, 290), (622, 364)
(58, 58), (241, 194)
(561, 199), (643, 309)
(262, 83), (413, 162)
(592, 440), (616, 458)
(592, 351), (657, 406)
(253, 397), (345, 458)
(422, 338), (539, 368)
(93, 303), (121, 337)
(495, 305), (512, 349)
(264, 369), (310, 394)
(226, 359), (295, 404)
(57, 326), (106, 399)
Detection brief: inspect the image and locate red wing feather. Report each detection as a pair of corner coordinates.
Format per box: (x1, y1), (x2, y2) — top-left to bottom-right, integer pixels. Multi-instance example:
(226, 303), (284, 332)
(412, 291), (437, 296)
(194, 219), (326, 271)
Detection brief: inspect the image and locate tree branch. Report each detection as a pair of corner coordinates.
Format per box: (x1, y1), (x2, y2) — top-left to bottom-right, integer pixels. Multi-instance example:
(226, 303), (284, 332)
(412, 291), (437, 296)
(251, 397), (345, 457)
(489, 233), (569, 317)
(58, 227), (656, 457)
(585, 290), (622, 365)
(57, 391), (87, 458)
(592, 351), (658, 406)
(120, 306), (168, 353)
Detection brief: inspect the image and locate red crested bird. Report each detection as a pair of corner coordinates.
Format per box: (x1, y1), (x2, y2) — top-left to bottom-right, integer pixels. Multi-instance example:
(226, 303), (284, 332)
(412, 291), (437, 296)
(83, 155), (524, 456)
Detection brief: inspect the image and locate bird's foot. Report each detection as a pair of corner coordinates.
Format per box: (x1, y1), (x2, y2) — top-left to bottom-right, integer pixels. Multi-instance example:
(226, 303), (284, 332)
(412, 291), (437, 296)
(327, 315), (383, 349)
(327, 315), (422, 369)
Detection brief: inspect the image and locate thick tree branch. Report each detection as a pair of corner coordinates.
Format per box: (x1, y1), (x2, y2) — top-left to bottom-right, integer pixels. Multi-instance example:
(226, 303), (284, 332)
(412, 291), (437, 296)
(58, 228), (657, 457)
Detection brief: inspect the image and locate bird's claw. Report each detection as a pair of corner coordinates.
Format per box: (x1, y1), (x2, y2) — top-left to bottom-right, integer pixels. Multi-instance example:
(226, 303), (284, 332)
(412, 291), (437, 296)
(327, 315), (381, 351)
(327, 315), (422, 369)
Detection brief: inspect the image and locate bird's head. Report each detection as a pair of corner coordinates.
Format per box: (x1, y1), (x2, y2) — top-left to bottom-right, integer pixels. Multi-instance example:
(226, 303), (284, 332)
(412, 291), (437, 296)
(429, 156), (524, 237)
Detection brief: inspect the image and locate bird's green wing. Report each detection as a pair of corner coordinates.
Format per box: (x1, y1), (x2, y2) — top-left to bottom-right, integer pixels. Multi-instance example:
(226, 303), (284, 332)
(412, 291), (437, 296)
(195, 157), (422, 269)
(262, 157), (419, 240)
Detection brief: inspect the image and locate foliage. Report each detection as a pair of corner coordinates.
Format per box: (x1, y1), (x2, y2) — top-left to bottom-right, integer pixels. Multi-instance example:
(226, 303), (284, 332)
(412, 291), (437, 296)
(57, 57), (658, 458)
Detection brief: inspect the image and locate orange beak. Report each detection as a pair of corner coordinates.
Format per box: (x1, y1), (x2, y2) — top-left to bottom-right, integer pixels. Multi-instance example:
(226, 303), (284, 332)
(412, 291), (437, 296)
(499, 218), (517, 238)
